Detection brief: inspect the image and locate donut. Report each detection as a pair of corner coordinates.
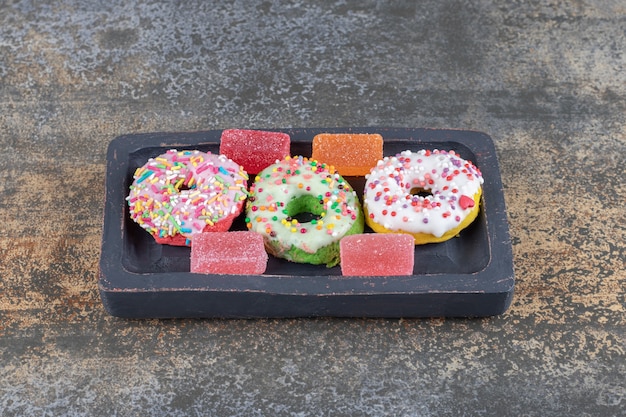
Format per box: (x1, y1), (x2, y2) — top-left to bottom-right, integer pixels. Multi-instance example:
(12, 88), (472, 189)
(127, 149), (249, 246)
(245, 155), (364, 267)
(364, 149), (483, 244)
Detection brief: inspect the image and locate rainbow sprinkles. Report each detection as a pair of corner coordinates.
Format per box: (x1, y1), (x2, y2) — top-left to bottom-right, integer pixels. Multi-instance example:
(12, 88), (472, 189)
(127, 149), (249, 245)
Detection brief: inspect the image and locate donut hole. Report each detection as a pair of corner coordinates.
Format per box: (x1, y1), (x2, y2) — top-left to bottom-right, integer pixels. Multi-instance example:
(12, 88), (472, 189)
(173, 176), (195, 192)
(176, 183), (193, 192)
(285, 195), (325, 223)
(410, 187), (433, 198)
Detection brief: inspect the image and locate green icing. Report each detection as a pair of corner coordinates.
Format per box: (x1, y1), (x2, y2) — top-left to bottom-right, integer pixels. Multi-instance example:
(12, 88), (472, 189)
(265, 201), (364, 267)
(285, 194), (325, 221)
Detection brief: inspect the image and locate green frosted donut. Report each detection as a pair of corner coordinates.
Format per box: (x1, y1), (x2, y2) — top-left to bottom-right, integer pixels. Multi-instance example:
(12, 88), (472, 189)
(245, 156), (364, 267)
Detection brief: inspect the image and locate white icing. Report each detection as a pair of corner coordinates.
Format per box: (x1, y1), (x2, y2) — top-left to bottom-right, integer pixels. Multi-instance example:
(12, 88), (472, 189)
(364, 150), (483, 238)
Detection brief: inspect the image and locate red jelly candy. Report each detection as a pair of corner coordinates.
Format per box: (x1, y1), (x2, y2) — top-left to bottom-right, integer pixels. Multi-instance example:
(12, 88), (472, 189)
(220, 129), (290, 175)
(340, 233), (415, 276)
(190, 231), (268, 275)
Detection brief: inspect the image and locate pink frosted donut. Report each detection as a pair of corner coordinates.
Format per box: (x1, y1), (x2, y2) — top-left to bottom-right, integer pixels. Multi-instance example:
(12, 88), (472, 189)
(127, 149), (249, 246)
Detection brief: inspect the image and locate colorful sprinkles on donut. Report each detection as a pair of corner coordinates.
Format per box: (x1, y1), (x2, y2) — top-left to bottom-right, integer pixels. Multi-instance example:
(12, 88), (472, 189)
(246, 155), (364, 267)
(127, 149), (249, 246)
(364, 149), (484, 244)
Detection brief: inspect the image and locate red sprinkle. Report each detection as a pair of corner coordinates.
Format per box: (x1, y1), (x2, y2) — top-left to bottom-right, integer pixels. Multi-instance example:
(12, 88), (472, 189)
(459, 195), (475, 210)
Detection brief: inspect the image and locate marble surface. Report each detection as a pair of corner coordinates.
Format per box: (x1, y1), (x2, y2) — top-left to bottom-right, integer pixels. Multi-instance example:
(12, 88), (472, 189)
(1, 1), (624, 415)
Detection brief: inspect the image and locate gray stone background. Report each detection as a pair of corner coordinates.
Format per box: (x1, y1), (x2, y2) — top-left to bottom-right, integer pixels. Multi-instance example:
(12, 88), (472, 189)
(1, 0), (624, 416)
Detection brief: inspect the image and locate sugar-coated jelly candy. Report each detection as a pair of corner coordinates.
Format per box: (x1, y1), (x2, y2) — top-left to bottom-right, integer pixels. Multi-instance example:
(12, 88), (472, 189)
(220, 129), (290, 175)
(190, 231), (268, 275)
(340, 233), (414, 276)
(311, 133), (383, 176)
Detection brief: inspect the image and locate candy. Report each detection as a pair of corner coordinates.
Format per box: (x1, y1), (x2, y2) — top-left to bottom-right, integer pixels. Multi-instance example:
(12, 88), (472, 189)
(340, 233), (414, 276)
(311, 133), (383, 176)
(220, 129), (291, 175)
(190, 231), (268, 275)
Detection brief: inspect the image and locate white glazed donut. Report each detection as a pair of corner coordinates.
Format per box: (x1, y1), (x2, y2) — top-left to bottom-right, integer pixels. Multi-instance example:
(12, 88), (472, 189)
(127, 149), (249, 246)
(363, 149), (483, 244)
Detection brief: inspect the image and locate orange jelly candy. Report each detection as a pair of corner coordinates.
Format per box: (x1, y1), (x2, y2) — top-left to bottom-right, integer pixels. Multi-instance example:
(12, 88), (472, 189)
(311, 133), (383, 176)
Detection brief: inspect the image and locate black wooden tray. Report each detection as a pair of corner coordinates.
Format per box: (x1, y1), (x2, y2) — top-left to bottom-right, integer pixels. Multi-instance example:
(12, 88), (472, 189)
(99, 128), (514, 318)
